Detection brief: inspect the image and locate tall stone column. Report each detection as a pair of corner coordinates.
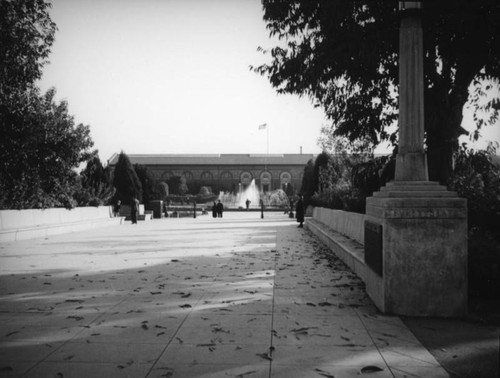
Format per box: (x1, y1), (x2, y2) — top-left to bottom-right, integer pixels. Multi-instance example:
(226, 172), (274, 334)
(363, 2), (468, 317)
(395, 2), (428, 181)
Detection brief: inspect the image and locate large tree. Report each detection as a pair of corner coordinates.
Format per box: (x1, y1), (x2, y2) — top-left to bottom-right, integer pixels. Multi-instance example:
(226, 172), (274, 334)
(300, 159), (315, 206)
(0, 0), (96, 208)
(0, 0), (56, 96)
(76, 155), (114, 206)
(255, 0), (500, 183)
(0, 88), (95, 209)
(134, 164), (158, 206)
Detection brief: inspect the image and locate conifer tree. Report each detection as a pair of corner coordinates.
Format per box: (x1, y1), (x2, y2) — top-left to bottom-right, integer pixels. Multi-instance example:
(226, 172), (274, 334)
(112, 152), (142, 204)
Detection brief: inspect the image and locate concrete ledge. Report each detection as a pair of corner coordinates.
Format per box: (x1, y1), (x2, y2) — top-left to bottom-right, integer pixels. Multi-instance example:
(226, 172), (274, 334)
(305, 218), (367, 282)
(0, 217), (124, 242)
(312, 208), (367, 244)
(0, 206), (123, 242)
(306, 210), (387, 313)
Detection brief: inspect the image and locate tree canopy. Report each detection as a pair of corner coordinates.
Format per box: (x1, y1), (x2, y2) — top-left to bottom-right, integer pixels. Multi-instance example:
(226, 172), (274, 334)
(134, 164), (158, 206)
(76, 155), (114, 207)
(255, 0), (500, 183)
(0, 0), (56, 96)
(0, 0), (97, 209)
(0, 88), (95, 209)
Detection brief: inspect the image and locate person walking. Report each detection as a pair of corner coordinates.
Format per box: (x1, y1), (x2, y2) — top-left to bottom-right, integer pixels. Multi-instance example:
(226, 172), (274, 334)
(113, 200), (121, 217)
(131, 197), (139, 224)
(296, 195), (304, 228)
(216, 200), (224, 218)
(245, 199), (251, 211)
(212, 201), (217, 218)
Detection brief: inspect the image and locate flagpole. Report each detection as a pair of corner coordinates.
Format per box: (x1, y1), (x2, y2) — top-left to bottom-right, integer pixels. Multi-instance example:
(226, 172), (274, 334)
(259, 123), (268, 173)
(267, 125), (269, 155)
(266, 124), (269, 172)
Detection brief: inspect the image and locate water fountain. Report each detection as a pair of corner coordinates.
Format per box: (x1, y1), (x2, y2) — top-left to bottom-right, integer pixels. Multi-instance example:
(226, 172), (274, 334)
(218, 179), (260, 208)
(217, 179), (290, 210)
(237, 179), (261, 208)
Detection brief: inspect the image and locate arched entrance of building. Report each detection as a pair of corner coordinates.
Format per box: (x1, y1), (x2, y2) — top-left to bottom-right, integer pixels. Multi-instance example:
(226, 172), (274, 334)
(260, 171), (272, 193)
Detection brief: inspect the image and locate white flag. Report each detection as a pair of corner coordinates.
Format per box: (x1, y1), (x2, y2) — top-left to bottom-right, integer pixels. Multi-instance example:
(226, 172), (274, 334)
(258, 123), (267, 130)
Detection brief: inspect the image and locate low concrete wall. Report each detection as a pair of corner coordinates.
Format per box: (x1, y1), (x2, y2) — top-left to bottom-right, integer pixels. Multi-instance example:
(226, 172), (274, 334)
(0, 206), (121, 242)
(312, 207), (367, 244)
(119, 204), (145, 217)
(306, 207), (369, 284)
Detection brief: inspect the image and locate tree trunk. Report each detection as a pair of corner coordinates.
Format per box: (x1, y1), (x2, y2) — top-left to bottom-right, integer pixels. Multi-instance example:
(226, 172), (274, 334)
(426, 95), (468, 185)
(425, 63), (478, 185)
(426, 132), (455, 185)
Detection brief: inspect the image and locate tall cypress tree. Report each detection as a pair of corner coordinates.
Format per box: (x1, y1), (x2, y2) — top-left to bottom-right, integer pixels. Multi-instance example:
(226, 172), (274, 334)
(313, 152), (331, 195)
(134, 164), (157, 206)
(112, 152), (142, 204)
(300, 159), (315, 207)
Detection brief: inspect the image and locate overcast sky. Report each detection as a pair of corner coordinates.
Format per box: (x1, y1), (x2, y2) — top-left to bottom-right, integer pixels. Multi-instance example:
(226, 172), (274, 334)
(38, 0), (498, 165)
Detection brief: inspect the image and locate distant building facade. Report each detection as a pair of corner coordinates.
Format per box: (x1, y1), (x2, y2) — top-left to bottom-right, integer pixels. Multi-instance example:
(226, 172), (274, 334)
(108, 153), (314, 194)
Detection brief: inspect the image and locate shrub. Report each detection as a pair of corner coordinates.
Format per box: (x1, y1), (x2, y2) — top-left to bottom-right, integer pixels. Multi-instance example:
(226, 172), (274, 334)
(199, 186), (212, 196)
(269, 189), (289, 207)
(468, 228), (500, 299)
(76, 156), (114, 207)
(448, 144), (500, 299)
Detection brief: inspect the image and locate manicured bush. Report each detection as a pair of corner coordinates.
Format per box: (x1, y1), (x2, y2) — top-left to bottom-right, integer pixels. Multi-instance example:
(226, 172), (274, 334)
(269, 189), (289, 208)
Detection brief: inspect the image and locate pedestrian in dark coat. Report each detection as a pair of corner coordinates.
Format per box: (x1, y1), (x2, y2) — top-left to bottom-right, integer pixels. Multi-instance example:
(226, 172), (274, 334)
(113, 200), (121, 217)
(216, 200), (224, 218)
(131, 197), (139, 224)
(212, 201), (217, 218)
(296, 195), (304, 228)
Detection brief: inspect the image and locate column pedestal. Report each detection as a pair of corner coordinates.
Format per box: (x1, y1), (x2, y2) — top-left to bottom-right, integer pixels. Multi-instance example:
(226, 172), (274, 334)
(395, 152), (428, 181)
(365, 181), (468, 317)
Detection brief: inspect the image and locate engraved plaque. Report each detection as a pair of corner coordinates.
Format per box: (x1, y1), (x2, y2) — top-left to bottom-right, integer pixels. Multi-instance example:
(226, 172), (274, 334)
(365, 221), (383, 277)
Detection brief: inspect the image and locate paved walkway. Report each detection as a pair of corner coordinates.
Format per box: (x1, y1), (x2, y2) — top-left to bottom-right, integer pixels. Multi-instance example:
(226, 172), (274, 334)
(0, 213), (450, 377)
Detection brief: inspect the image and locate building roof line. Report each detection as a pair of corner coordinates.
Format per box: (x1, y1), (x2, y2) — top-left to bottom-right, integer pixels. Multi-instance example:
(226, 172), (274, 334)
(107, 153), (316, 167)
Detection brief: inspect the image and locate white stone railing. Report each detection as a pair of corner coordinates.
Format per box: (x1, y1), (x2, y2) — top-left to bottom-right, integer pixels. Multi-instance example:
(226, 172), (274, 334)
(311, 207), (367, 245)
(0, 206), (120, 242)
(306, 207), (368, 282)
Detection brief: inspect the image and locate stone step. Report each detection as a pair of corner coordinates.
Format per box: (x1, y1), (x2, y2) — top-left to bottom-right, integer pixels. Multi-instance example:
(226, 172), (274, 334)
(382, 181), (447, 192)
(367, 196), (466, 208)
(373, 190), (458, 198)
(386, 181), (440, 186)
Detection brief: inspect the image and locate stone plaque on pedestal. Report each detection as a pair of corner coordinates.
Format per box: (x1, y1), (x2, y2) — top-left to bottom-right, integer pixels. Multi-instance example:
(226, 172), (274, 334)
(365, 221), (383, 277)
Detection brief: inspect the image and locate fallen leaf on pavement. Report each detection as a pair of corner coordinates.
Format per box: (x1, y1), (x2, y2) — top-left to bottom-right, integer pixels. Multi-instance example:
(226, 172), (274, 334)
(315, 368), (335, 377)
(236, 370), (257, 378)
(67, 316), (84, 321)
(360, 365), (384, 374)
(256, 352), (272, 361)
